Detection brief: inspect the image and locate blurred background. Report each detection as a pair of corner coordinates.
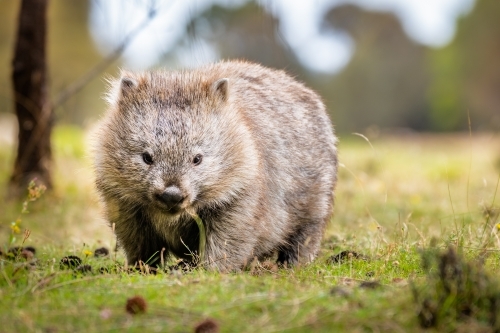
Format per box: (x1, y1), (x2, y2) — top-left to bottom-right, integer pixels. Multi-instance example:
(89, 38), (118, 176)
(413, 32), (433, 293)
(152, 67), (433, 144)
(0, 0), (499, 135)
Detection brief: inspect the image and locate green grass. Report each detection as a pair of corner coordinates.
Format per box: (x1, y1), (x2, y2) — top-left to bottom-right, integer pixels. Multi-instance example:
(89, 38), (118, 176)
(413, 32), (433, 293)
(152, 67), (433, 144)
(1, 127), (500, 332)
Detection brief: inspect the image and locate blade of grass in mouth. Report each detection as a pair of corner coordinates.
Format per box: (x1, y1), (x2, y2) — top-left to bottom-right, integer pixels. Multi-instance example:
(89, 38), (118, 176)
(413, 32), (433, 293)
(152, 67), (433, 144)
(187, 209), (206, 263)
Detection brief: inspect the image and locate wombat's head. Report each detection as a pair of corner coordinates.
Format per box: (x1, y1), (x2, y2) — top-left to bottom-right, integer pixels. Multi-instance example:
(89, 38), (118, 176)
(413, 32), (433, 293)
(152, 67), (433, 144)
(94, 70), (258, 218)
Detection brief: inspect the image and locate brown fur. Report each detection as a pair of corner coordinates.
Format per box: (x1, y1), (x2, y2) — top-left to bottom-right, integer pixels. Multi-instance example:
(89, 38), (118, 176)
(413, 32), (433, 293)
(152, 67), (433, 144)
(93, 61), (338, 271)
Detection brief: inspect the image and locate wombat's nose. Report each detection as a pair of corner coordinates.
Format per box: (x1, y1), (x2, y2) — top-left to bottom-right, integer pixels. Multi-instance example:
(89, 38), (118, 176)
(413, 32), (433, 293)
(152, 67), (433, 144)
(155, 186), (185, 209)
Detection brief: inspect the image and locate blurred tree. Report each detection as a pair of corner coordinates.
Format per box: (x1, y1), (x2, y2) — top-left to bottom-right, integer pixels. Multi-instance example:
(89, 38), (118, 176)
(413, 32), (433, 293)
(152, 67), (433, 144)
(170, 3), (432, 133)
(428, 0), (500, 130)
(10, 0), (52, 194)
(161, 2), (301, 70)
(320, 5), (431, 132)
(189, 3), (296, 69)
(427, 45), (464, 131)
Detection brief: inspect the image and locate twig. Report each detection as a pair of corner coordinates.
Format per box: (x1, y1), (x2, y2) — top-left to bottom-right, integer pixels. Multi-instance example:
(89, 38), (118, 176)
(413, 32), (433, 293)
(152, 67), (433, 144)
(352, 132), (375, 151)
(1, 268), (14, 288)
(30, 272), (57, 293)
(34, 275), (110, 294)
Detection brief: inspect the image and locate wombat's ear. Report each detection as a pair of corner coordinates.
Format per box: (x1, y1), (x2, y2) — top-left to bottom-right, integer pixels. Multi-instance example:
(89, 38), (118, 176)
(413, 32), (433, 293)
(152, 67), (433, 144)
(212, 78), (229, 102)
(120, 75), (138, 97)
(104, 72), (138, 106)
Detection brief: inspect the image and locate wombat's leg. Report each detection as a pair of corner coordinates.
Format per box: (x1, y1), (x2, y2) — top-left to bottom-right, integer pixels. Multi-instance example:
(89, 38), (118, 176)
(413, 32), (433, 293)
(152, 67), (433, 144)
(113, 208), (169, 267)
(277, 222), (323, 266)
(203, 230), (258, 272)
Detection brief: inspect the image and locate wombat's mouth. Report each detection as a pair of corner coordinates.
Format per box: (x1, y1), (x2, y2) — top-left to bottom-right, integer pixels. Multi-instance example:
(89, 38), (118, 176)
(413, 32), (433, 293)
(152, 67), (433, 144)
(154, 202), (186, 215)
(165, 206), (183, 215)
(152, 186), (189, 215)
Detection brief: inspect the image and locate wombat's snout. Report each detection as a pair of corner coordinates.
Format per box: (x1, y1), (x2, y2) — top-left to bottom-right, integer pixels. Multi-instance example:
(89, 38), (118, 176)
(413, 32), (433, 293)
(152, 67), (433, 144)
(154, 186), (186, 212)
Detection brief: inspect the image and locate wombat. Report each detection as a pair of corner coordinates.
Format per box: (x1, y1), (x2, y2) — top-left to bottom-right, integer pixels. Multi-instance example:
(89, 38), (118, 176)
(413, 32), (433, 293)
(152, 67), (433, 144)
(93, 61), (338, 271)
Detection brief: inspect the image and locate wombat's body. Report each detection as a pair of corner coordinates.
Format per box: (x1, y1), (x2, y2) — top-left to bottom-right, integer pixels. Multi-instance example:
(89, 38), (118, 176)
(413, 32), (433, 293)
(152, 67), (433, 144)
(93, 61), (337, 271)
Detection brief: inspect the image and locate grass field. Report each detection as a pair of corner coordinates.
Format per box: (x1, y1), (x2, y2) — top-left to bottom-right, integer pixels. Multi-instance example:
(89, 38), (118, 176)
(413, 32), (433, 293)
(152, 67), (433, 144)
(1, 125), (500, 332)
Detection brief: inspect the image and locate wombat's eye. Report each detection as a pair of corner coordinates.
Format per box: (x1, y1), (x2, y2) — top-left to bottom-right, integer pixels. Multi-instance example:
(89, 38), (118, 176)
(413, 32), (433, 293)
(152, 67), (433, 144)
(142, 152), (153, 165)
(192, 154), (203, 166)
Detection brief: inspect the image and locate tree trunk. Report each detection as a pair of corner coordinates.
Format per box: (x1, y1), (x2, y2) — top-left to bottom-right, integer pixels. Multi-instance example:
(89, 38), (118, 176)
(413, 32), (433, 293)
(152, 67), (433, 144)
(10, 0), (52, 196)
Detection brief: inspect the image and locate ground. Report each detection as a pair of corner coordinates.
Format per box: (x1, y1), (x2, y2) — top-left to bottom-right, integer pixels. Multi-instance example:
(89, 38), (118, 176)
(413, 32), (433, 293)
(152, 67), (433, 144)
(1, 121), (499, 332)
